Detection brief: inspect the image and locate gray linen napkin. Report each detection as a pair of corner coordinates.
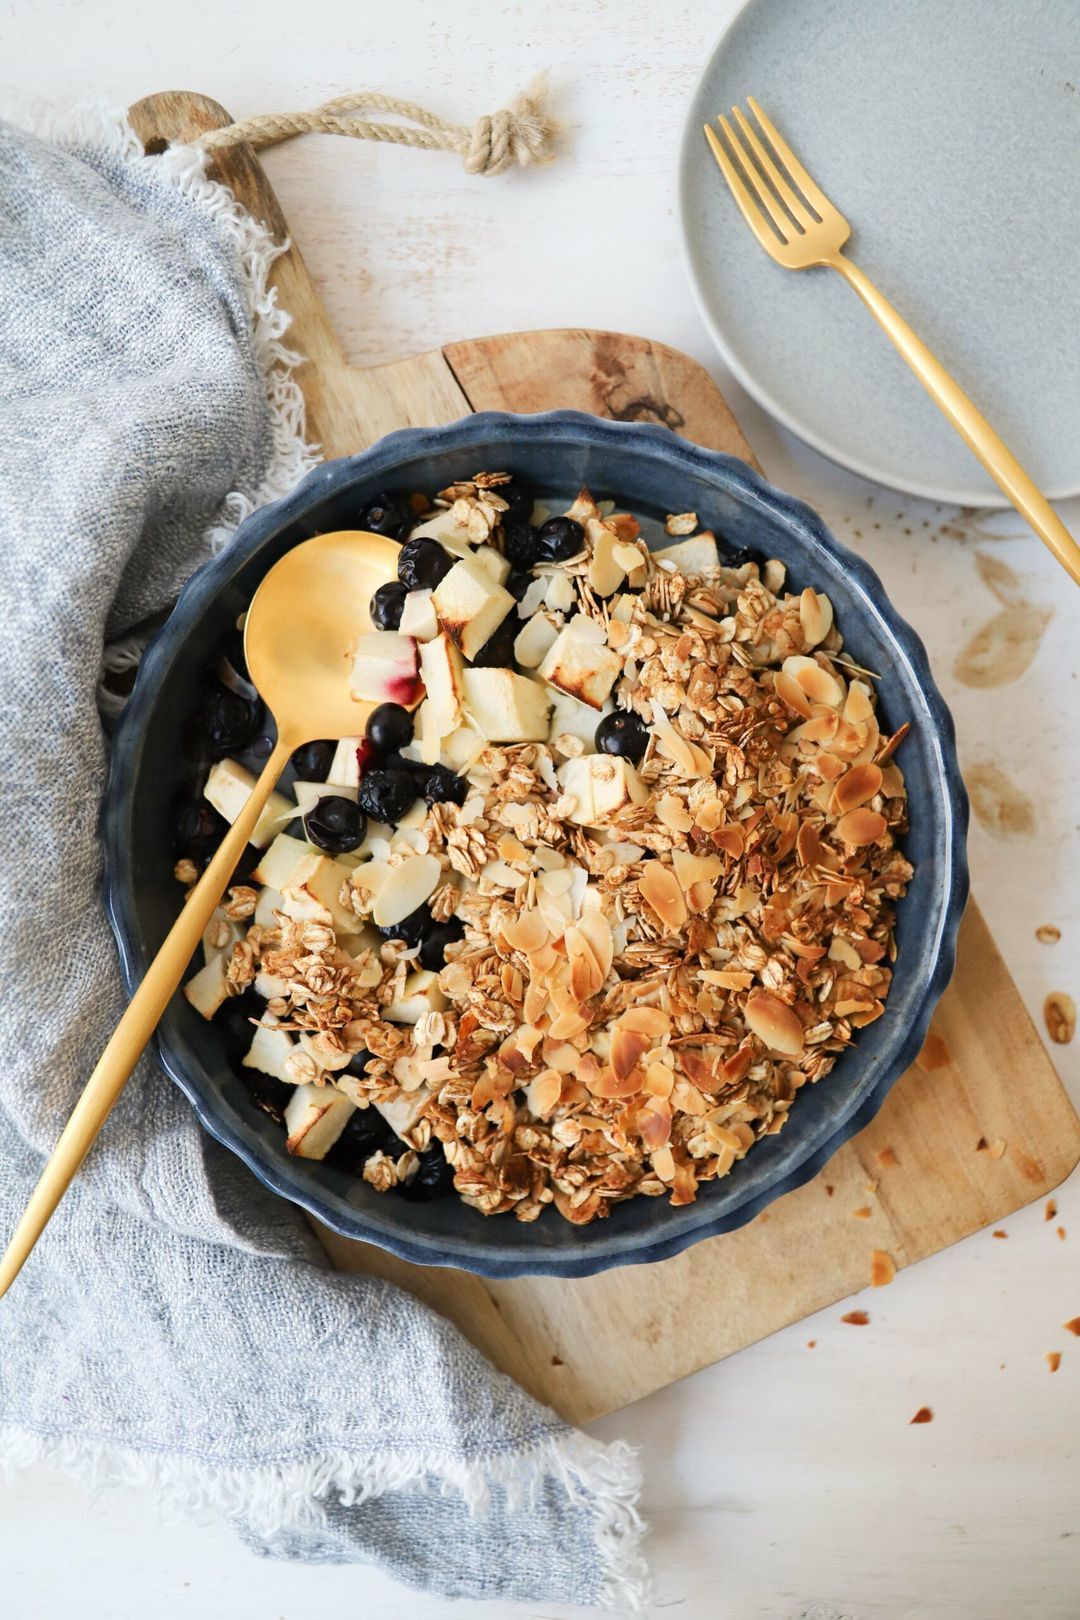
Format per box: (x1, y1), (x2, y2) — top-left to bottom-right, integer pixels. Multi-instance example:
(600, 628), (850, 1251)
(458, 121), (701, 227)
(0, 109), (645, 1609)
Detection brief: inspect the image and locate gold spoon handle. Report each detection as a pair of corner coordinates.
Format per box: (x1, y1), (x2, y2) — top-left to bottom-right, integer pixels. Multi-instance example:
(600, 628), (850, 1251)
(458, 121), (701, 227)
(829, 252), (1080, 587)
(0, 736), (294, 1299)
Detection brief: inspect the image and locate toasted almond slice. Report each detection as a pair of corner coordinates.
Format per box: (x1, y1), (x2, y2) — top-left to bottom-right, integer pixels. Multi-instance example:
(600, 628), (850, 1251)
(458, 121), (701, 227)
(657, 792), (694, 832)
(844, 680), (875, 724)
(611, 1025), (653, 1083)
(774, 669), (813, 718)
(671, 849), (724, 891)
(548, 1005), (589, 1040)
(639, 1097), (672, 1150)
(651, 1144), (676, 1182)
(713, 824), (745, 859)
(796, 822), (820, 866)
(523, 981), (549, 1024)
(876, 721), (911, 764)
(588, 526), (628, 598)
(502, 909), (550, 953)
(835, 808), (887, 845)
(744, 991), (805, 1056)
(588, 1062), (643, 1099)
(370, 854), (441, 926)
(832, 762), (883, 815)
(700, 969), (754, 990)
(789, 710), (840, 744)
(816, 753), (847, 782)
(649, 698), (712, 777)
(613, 540), (646, 574)
(783, 654), (845, 708)
(638, 862), (688, 932)
(526, 1069), (563, 1117)
(828, 936), (862, 970)
(643, 1061), (675, 1098)
(576, 909), (614, 982)
(870, 1249), (897, 1287)
(620, 1006), (673, 1039)
(799, 587), (834, 648)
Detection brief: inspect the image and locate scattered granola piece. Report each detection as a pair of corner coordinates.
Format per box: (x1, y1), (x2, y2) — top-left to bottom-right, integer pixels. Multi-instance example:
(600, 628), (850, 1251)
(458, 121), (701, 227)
(870, 1250), (896, 1286)
(1058, 1227), (1068, 1241)
(664, 511), (698, 536)
(1046, 1199), (1058, 1221)
(1064, 1318), (1080, 1337)
(841, 1310), (870, 1326)
(1044, 992), (1077, 1045)
(975, 1137), (989, 1152)
(876, 1146), (900, 1169)
(807, 1340), (817, 1348)
(992, 1230), (1008, 1239)
(917, 1031), (950, 1071)
(850, 1206), (872, 1220)
(174, 857), (198, 887)
(825, 1184), (835, 1197)
(1046, 1351), (1062, 1373)
(1036, 924), (1062, 944)
(551, 1354), (565, 1366)
(987, 1139), (1007, 1161)
(909, 1407), (933, 1425)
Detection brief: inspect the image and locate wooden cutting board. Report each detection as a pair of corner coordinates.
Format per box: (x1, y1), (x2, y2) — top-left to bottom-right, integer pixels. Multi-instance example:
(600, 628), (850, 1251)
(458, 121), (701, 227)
(129, 91), (1080, 1426)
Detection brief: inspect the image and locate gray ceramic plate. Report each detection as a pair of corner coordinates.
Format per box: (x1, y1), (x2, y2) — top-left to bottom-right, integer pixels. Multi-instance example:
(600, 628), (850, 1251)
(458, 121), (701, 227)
(102, 412), (968, 1278)
(679, 0), (1080, 505)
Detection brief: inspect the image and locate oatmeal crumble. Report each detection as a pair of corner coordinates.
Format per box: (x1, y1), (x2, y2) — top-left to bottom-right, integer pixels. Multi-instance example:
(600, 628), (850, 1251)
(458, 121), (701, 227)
(182, 474), (912, 1223)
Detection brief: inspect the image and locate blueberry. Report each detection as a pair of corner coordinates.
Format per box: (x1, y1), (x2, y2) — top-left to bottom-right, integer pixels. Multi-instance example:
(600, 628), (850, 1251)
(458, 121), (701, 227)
(215, 988), (263, 1056)
(505, 569), (533, 602)
(503, 520), (542, 570)
(399, 1143), (455, 1202)
(249, 732), (276, 761)
(291, 739), (335, 781)
(469, 615), (517, 668)
(359, 490), (411, 540)
(422, 763), (468, 806)
(419, 915), (465, 971)
(397, 537), (453, 592)
(723, 544), (765, 570)
(358, 767), (417, 824)
(381, 751), (428, 782)
(304, 794), (366, 854)
(204, 687), (260, 755)
(326, 1106), (408, 1176)
(377, 903), (431, 946)
(537, 515), (585, 562)
(175, 798), (228, 859)
(370, 580), (407, 631)
(498, 477), (533, 525)
(595, 708), (650, 763)
(238, 1066), (295, 1126)
(366, 702), (413, 756)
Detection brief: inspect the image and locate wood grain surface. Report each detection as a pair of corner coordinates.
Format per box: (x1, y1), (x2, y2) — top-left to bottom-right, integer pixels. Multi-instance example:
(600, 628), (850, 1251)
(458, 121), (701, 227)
(128, 90), (1080, 1426)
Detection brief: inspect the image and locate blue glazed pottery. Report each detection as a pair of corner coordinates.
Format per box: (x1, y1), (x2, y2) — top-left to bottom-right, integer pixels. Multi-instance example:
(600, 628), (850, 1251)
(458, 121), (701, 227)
(101, 411), (968, 1278)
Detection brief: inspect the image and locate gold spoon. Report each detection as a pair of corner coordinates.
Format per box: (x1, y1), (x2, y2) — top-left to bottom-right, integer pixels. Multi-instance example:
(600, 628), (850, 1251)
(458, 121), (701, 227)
(0, 529), (401, 1299)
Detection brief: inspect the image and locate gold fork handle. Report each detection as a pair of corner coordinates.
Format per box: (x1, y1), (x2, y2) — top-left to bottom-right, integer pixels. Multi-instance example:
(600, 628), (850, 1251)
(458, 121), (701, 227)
(829, 252), (1080, 587)
(0, 736), (294, 1299)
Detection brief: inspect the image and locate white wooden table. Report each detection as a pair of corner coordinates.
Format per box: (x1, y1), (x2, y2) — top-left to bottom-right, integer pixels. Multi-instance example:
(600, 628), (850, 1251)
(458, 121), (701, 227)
(3, 2), (1079, 1615)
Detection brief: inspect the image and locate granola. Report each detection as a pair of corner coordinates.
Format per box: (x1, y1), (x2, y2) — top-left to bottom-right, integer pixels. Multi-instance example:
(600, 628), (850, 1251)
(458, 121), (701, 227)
(181, 475), (912, 1224)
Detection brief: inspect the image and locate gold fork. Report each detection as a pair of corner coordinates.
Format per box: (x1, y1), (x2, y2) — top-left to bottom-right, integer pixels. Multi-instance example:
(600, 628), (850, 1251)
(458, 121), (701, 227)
(704, 98), (1080, 587)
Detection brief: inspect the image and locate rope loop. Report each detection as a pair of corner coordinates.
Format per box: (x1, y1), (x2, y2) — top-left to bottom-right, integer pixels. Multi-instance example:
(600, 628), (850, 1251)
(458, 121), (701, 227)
(195, 80), (556, 177)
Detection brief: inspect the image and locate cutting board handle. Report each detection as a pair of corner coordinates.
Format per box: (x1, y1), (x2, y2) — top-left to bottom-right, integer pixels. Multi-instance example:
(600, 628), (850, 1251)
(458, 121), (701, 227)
(128, 94), (350, 396)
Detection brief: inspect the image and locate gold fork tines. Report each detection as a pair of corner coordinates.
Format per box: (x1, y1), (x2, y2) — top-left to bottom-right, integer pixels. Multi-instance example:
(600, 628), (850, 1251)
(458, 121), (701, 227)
(703, 99), (1080, 587)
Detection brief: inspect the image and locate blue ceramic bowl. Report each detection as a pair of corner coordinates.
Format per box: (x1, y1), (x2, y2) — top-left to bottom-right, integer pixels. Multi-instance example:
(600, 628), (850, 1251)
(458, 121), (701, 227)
(102, 411), (968, 1278)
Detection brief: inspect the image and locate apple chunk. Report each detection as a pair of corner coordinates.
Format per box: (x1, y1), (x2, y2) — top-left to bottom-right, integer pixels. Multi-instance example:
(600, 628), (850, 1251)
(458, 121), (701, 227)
(183, 954), (230, 1020)
(419, 633), (465, 738)
(432, 559), (514, 661)
(242, 1021), (296, 1083)
(349, 632), (420, 706)
(557, 755), (649, 825)
(204, 758), (292, 850)
(284, 1083), (355, 1159)
(250, 832), (320, 891)
(654, 533), (721, 574)
(463, 668), (552, 742)
(538, 627), (622, 710)
(386, 969), (448, 1024)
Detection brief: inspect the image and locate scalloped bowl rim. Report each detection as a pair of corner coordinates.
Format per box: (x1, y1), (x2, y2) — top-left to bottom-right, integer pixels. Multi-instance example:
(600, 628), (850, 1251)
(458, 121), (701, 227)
(101, 410), (969, 1278)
